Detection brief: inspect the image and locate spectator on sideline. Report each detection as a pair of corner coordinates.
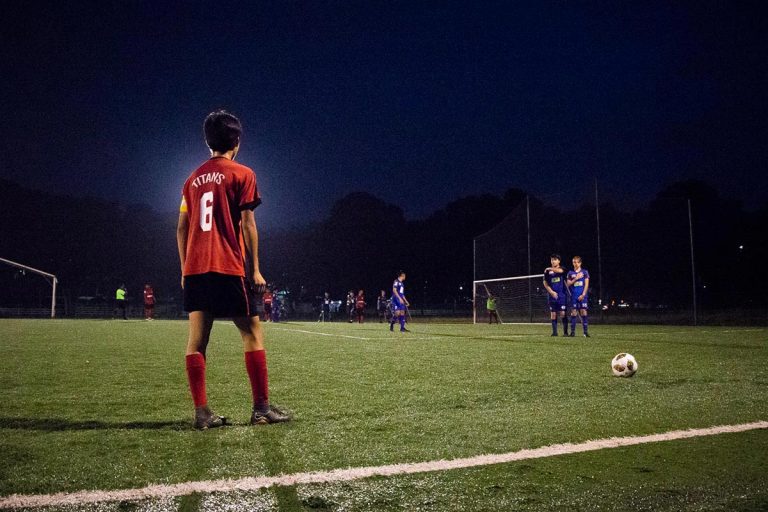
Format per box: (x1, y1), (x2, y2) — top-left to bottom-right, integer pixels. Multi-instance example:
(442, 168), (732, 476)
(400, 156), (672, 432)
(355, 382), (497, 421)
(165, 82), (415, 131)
(271, 291), (281, 322)
(319, 292), (331, 322)
(376, 290), (389, 323)
(346, 290), (355, 323)
(263, 288), (273, 322)
(115, 284), (128, 320)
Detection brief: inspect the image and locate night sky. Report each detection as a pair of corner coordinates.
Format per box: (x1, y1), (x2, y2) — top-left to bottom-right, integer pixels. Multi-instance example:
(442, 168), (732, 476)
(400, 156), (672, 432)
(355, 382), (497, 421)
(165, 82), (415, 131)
(2, 1), (765, 229)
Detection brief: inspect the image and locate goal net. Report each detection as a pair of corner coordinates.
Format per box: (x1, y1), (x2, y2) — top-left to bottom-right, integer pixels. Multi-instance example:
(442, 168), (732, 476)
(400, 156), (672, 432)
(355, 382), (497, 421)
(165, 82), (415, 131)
(473, 275), (548, 324)
(0, 257), (59, 318)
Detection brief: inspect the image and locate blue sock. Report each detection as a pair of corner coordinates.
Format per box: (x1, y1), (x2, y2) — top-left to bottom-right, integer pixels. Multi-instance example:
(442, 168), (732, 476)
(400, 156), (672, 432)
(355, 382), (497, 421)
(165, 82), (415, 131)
(570, 316), (577, 333)
(562, 317), (569, 334)
(551, 319), (557, 335)
(582, 315), (589, 334)
(399, 316), (406, 331)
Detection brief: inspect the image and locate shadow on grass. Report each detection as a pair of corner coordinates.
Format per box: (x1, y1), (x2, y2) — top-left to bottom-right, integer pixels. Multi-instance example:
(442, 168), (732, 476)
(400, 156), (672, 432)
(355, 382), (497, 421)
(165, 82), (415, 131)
(0, 417), (190, 431)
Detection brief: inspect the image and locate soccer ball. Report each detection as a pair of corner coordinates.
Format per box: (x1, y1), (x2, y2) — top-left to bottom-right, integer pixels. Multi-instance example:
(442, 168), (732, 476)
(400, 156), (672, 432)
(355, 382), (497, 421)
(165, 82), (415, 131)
(611, 353), (638, 377)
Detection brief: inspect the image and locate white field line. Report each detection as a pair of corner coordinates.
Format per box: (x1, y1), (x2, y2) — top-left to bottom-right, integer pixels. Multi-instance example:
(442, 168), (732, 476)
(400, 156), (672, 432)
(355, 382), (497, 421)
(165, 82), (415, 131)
(269, 327), (372, 340)
(1, 421), (766, 510)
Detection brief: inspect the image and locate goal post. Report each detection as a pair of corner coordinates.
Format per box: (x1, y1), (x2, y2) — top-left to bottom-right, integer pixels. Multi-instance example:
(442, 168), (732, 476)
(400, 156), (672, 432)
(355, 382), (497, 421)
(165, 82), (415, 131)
(0, 257), (59, 318)
(473, 274), (547, 324)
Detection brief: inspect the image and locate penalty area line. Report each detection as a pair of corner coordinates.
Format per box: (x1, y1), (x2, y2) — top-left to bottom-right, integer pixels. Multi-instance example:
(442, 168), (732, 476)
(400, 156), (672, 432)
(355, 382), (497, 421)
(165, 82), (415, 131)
(1, 421), (766, 510)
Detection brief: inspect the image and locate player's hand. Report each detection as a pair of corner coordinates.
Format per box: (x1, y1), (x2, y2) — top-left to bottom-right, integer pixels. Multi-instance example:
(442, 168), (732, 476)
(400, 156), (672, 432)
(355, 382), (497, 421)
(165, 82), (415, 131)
(252, 271), (266, 293)
(550, 291), (558, 299)
(576, 272), (584, 279)
(578, 294), (585, 301)
(181, 277), (185, 289)
(405, 300), (410, 307)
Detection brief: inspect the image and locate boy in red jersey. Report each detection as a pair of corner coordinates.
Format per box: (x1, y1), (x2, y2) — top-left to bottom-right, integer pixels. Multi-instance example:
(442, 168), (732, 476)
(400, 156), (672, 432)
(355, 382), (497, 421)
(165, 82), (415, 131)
(262, 288), (273, 322)
(355, 289), (366, 323)
(177, 110), (289, 429)
(143, 284), (155, 320)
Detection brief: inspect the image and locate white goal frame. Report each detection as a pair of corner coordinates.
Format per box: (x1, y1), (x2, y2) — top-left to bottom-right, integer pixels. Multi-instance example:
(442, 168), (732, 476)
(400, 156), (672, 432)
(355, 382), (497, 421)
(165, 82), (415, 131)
(0, 257), (59, 318)
(473, 274), (541, 324)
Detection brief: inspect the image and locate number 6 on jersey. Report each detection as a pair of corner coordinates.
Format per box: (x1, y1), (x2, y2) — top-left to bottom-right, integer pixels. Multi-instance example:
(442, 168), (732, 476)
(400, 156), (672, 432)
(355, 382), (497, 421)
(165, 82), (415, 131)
(200, 191), (213, 231)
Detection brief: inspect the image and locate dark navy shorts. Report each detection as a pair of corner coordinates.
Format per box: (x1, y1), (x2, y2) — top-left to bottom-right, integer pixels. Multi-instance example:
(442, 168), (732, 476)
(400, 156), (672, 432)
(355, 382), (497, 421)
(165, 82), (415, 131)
(548, 293), (567, 312)
(183, 272), (262, 318)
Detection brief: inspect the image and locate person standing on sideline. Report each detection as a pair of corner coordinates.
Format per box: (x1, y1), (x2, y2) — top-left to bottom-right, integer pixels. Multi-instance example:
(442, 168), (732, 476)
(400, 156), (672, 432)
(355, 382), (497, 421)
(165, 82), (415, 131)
(346, 290), (356, 323)
(355, 289), (366, 323)
(143, 284), (155, 320)
(319, 292), (331, 322)
(262, 288), (273, 322)
(376, 290), (388, 323)
(177, 109), (289, 429)
(115, 284), (128, 320)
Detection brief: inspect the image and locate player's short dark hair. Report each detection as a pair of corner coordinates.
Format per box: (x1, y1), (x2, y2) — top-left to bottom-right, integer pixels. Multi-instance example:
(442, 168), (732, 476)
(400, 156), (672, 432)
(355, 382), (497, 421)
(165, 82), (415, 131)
(573, 255), (582, 262)
(550, 254), (561, 260)
(398, 270), (406, 277)
(204, 110), (242, 152)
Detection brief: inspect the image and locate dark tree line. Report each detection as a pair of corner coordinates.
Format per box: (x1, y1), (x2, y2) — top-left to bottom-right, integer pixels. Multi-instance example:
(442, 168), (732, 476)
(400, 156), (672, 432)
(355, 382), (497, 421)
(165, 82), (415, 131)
(1, 178), (765, 314)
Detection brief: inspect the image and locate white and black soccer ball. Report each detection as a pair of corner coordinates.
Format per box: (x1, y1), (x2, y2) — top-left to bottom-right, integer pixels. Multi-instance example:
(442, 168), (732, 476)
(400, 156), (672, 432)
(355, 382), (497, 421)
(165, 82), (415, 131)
(611, 353), (638, 377)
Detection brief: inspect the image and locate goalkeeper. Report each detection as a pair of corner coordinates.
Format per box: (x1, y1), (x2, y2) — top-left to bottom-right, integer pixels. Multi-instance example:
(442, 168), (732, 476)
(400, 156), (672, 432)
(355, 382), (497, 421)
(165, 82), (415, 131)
(486, 294), (500, 324)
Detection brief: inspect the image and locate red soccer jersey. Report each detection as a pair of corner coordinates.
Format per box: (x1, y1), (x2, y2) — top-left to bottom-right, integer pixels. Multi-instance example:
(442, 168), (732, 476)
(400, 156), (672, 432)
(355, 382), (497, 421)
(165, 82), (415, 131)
(143, 287), (155, 305)
(180, 157), (261, 277)
(263, 292), (273, 305)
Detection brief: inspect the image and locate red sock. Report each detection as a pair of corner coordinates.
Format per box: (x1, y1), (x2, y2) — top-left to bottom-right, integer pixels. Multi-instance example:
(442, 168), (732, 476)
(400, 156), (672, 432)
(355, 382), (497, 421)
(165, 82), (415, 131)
(244, 350), (269, 410)
(185, 353), (207, 407)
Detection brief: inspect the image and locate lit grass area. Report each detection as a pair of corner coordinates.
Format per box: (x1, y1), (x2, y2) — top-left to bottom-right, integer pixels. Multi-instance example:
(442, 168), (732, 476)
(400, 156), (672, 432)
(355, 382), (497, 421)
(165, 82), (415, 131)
(0, 319), (766, 510)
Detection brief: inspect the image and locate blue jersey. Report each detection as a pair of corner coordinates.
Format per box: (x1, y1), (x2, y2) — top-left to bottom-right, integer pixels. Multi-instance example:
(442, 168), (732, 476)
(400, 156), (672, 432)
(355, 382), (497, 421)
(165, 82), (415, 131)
(567, 269), (590, 297)
(391, 279), (406, 309)
(544, 268), (567, 296)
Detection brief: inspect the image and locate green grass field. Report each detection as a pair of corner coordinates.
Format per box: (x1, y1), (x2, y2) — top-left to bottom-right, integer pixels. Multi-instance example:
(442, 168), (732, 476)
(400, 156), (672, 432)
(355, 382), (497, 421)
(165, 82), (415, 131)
(0, 319), (766, 511)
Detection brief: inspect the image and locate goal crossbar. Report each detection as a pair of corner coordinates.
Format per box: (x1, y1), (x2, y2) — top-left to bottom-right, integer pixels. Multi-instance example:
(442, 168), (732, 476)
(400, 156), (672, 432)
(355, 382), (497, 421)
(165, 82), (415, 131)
(0, 257), (59, 318)
(474, 274), (540, 285)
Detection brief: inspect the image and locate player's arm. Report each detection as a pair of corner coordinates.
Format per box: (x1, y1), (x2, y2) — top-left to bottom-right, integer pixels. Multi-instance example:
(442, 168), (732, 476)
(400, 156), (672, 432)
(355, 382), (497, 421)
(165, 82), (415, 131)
(580, 278), (590, 300)
(241, 209), (266, 292)
(176, 211), (189, 289)
(542, 272), (557, 298)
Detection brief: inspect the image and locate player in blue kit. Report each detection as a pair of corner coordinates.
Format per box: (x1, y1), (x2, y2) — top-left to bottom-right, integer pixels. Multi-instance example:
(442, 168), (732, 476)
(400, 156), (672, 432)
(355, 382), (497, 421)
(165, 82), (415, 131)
(389, 271), (410, 332)
(543, 254), (569, 336)
(567, 256), (590, 337)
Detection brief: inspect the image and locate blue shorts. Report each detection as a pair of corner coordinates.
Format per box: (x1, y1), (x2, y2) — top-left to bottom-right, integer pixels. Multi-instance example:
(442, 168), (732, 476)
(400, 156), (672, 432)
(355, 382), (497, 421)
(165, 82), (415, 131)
(391, 298), (406, 311)
(571, 296), (589, 310)
(548, 294), (567, 312)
